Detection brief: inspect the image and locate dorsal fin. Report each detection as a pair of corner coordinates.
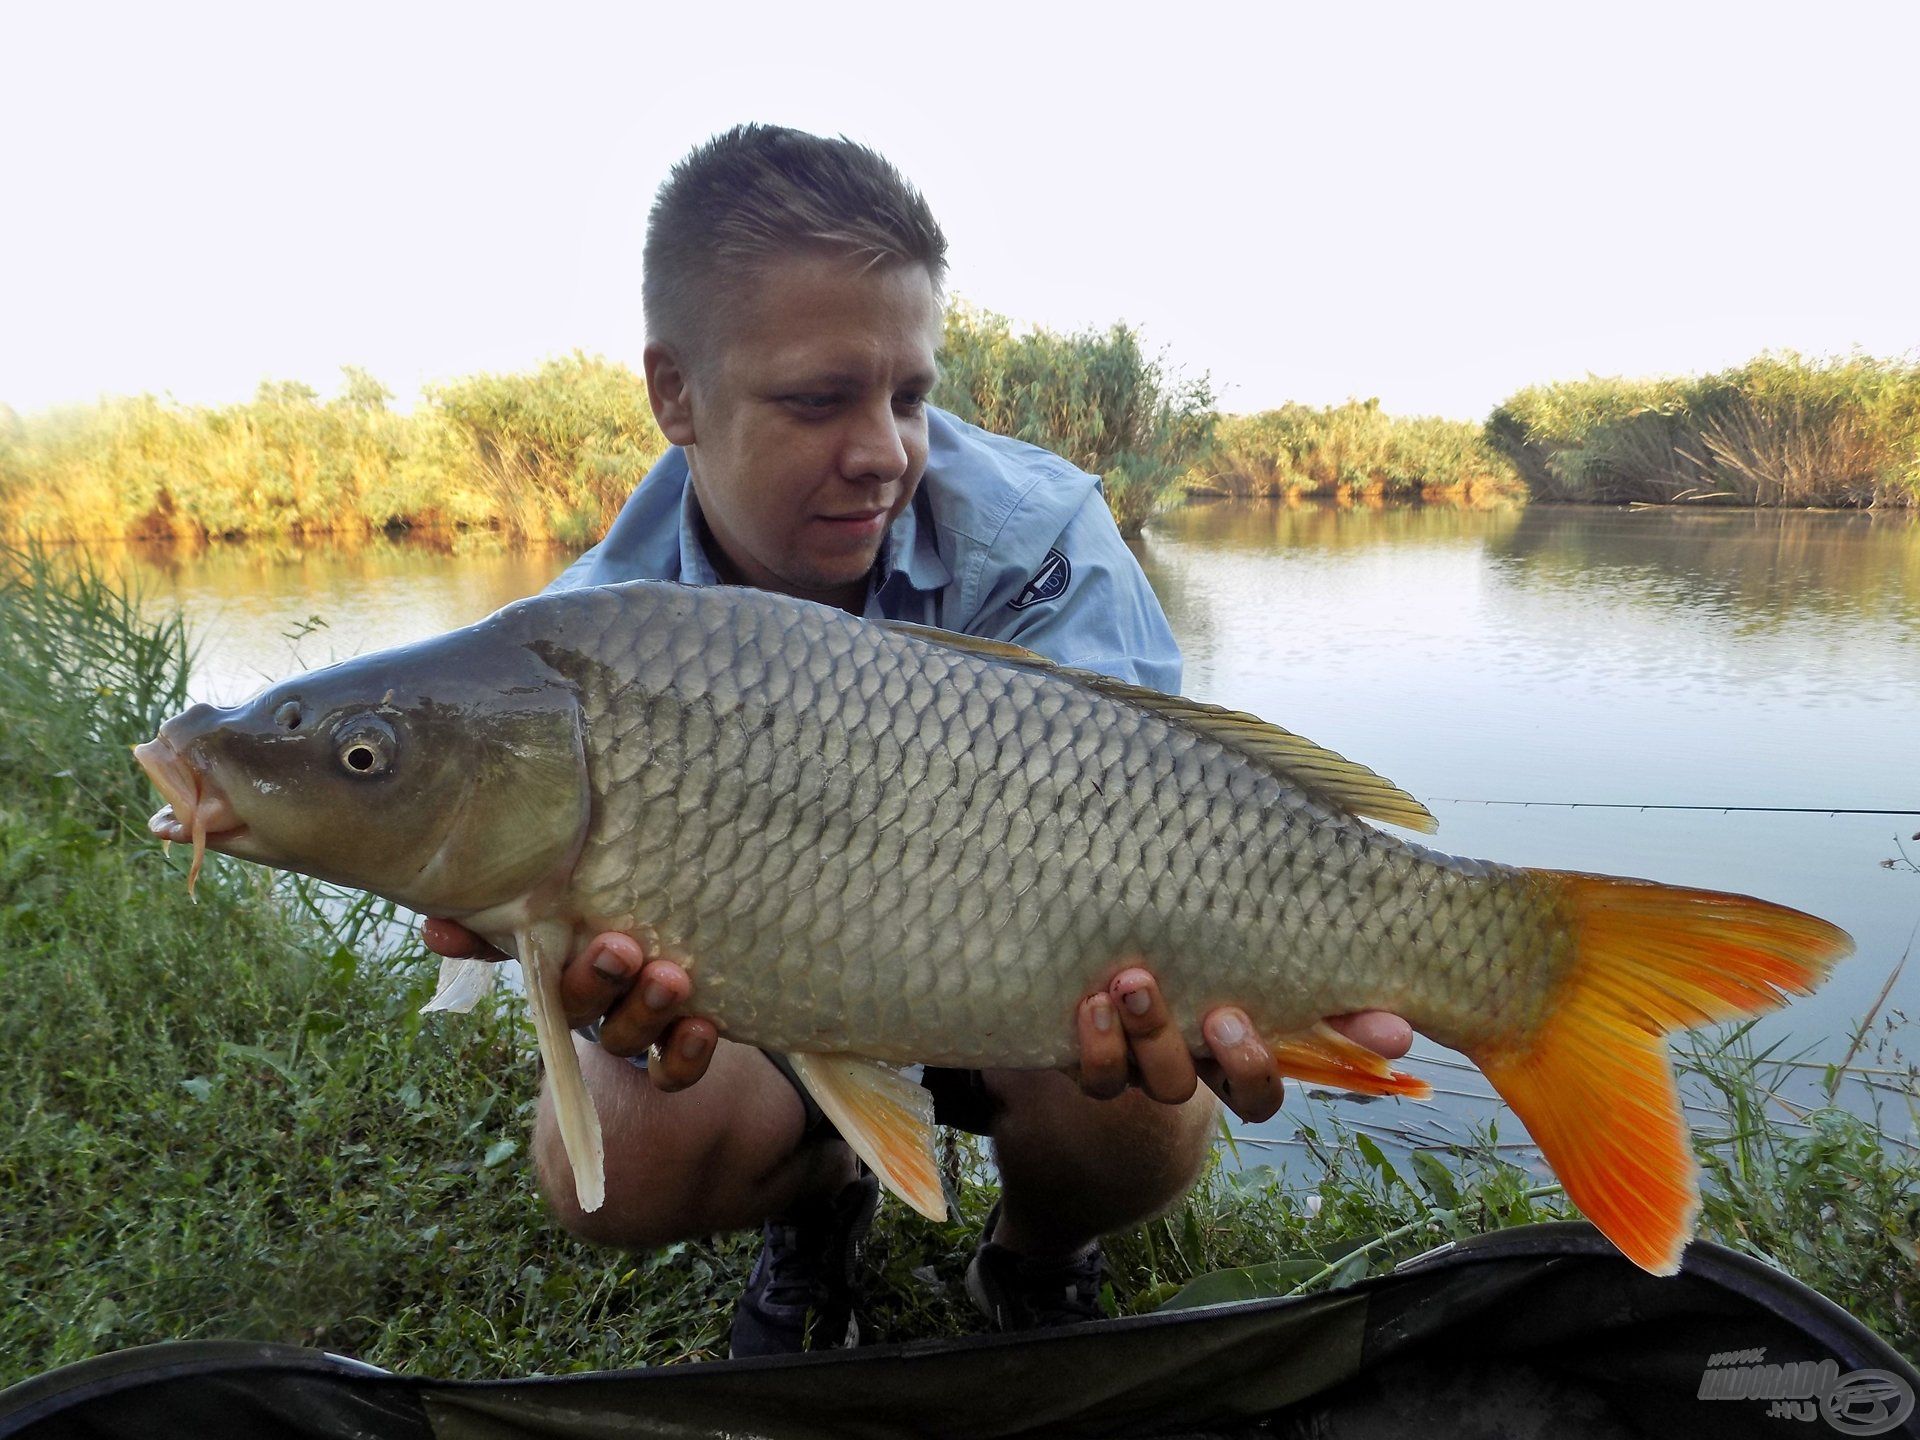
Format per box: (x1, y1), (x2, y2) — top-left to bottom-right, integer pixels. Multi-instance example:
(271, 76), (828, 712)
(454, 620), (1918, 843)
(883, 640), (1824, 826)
(879, 621), (1049, 666)
(877, 620), (1437, 834)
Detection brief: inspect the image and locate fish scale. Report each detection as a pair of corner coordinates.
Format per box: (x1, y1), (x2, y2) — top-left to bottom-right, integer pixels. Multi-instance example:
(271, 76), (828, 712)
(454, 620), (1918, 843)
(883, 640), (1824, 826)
(552, 583), (1537, 1068)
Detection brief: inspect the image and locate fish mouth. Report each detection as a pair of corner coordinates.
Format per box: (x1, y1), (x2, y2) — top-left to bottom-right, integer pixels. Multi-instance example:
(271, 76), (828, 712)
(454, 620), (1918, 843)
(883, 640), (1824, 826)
(134, 733), (247, 896)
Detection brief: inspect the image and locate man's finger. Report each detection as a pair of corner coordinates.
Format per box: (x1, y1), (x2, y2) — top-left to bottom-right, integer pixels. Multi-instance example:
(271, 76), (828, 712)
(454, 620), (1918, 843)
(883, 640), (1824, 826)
(1110, 968), (1198, 1104)
(1201, 1007), (1283, 1123)
(423, 917), (504, 961)
(594, 954), (691, 1055)
(558, 933), (650, 1030)
(1074, 992), (1128, 1100)
(648, 1018), (718, 1092)
(1326, 1010), (1413, 1060)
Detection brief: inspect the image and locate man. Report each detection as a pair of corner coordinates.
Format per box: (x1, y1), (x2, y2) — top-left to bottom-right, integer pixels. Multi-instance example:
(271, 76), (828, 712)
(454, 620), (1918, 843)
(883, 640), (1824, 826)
(426, 124), (1410, 1356)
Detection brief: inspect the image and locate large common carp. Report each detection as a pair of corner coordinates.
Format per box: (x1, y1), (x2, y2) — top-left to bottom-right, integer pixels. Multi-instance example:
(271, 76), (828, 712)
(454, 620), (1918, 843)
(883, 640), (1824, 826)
(135, 580), (1849, 1275)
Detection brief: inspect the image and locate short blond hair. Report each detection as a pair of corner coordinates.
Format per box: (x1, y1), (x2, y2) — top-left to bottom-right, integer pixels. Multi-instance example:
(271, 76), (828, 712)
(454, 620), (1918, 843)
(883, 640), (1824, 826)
(644, 125), (949, 367)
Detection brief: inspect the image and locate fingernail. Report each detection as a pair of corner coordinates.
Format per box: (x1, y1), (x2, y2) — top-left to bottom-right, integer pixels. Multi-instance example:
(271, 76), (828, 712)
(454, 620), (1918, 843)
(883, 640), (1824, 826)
(1089, 995), (1114, 1033)
(589, 946), (631, 984)
(679, 1031), (708, 1062)
(1121, 987), (1151, 1016)
(1212, 1012), (1247, 1047)
(641, 980), (672, 1010)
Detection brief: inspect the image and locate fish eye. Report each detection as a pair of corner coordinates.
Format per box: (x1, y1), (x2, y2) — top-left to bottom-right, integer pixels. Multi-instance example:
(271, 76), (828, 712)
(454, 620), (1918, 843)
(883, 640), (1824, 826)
(273, 699), (305, 731)
(333, 715), (397, 779)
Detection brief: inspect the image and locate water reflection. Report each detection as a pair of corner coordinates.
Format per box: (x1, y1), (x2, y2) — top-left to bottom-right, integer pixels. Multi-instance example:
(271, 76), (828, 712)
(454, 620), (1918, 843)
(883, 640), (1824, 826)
(1493, 505), (1920, 638)
(94, 535), (574, 705)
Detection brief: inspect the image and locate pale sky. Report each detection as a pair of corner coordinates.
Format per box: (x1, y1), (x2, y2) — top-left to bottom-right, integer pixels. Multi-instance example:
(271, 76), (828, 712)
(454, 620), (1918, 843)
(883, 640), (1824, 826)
(4, 1), (1916, 421)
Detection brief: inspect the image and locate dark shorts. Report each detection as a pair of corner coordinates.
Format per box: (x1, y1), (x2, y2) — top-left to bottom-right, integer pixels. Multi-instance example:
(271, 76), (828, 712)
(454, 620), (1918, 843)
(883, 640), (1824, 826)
(766, 1054), (1001, 1140)
(583, 1023), (1001, 1139)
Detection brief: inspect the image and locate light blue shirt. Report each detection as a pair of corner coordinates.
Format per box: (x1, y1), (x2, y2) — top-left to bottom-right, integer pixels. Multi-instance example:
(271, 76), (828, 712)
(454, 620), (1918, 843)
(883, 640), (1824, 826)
(549, 406), (1182, 692)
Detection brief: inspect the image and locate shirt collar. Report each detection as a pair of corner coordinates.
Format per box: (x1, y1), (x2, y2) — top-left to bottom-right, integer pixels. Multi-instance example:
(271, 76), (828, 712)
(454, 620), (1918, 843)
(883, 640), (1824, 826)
(677, 469), (954, 599)
(875, 485), (953, 595)
(674, 474), (724, 587)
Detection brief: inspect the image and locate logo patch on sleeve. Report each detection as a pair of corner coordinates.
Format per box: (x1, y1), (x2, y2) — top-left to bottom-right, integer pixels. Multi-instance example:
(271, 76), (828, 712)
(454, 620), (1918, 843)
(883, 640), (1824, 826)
(1008, 549), (1071, 610)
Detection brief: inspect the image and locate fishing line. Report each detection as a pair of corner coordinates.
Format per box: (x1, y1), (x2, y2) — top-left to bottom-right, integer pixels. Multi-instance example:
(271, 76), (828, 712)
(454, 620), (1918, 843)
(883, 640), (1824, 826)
(1427, 799), (1920, 817)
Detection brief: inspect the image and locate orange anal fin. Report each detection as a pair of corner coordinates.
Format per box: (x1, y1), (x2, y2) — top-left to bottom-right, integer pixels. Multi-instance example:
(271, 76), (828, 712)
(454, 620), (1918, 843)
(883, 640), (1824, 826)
(1267, 1020), (1432, 1100)
(1472, 872), (1852, 1277)
(785, 1053), (946, 1222)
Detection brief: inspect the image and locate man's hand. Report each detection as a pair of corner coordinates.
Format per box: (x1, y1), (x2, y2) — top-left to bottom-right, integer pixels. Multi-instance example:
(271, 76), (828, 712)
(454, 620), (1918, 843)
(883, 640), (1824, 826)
(421, 920), (720, 1091)
(1071, 965), (1414, 1124)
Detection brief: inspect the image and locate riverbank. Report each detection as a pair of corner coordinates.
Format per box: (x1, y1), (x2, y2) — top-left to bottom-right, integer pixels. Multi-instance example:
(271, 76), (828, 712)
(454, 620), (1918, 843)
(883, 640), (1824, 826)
(6, 332), (1914, 550)
(2, 550), (1916, 1379)
(0, 356), (665, 549)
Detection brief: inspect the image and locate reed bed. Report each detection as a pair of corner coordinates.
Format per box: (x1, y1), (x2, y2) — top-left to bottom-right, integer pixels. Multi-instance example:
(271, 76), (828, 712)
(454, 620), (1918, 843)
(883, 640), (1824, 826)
(1195, 400), (1524, 504)
(1488, 354), (1920, 507)
(8, 341), (1918, 551)
(0, 356), (667, 546)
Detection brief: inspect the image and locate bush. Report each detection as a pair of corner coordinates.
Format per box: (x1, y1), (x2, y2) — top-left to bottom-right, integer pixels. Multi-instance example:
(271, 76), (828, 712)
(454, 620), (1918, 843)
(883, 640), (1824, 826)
(426, 353), (665, 547)
(1198, 400), (1523, 503)
(938, 305), (1216, 536)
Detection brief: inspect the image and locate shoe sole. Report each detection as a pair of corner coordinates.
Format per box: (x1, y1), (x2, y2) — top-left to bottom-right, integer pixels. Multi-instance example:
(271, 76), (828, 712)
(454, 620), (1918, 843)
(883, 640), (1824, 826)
(963, 1252), (1005, 1329)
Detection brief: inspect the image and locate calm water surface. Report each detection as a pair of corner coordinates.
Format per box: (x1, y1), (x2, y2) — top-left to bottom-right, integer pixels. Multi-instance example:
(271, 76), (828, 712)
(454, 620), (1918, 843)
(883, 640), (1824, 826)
(111, 503), (1920, 1152)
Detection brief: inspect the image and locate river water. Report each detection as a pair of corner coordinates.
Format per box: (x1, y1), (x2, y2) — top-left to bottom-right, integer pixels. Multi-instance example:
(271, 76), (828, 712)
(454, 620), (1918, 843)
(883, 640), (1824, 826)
(110, 501), (1920, 1153)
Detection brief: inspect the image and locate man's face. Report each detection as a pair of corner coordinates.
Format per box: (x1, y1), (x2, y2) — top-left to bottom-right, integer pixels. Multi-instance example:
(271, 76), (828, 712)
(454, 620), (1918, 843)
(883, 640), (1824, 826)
(668, 250), (943, 610)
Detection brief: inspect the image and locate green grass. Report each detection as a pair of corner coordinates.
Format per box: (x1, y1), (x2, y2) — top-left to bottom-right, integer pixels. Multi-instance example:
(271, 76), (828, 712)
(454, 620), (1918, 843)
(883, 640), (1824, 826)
(2, 551), (1915, 1384)
(1488, 353), (1920, 507)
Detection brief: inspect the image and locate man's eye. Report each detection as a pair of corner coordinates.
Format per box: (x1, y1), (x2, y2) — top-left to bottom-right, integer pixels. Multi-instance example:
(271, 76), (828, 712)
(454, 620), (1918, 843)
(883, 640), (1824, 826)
(786, 394), (840, 412)
(894, 392), (927, 411)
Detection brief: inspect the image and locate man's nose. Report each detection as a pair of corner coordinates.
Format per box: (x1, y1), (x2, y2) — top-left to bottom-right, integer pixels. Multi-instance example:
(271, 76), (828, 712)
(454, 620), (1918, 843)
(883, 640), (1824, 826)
(840, 399), (910, 481)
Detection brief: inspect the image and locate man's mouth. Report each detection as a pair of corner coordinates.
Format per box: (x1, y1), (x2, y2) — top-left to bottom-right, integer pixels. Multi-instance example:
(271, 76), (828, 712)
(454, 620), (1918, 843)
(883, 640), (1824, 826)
(133, 734), (246, 897)
(815, 508), (888, 536)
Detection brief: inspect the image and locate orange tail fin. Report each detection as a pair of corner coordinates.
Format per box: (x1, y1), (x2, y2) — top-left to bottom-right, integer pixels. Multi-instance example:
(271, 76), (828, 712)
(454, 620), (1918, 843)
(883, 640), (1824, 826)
(1471, 873), (1850, 1276)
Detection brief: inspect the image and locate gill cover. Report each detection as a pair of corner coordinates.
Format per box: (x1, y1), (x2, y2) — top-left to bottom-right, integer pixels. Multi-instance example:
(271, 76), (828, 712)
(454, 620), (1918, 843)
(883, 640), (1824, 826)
(160, 617), (592, 918)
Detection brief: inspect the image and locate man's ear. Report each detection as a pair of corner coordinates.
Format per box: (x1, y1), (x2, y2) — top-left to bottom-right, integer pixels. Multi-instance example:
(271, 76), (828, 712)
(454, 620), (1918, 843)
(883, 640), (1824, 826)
(643, 342), (697, 447)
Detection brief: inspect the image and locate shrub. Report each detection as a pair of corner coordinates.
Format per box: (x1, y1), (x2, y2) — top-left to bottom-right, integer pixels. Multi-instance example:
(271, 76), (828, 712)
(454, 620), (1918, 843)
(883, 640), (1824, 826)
(938, 305), (1216, 536)
(426, 353), (665, 546)
(1198, 400), (1522, 502)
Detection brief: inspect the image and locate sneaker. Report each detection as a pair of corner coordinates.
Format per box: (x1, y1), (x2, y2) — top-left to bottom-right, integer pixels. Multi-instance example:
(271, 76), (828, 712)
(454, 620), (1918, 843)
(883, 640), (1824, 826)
(964, 1203), (1107, 1331)
(729, 1169), (880, 1358)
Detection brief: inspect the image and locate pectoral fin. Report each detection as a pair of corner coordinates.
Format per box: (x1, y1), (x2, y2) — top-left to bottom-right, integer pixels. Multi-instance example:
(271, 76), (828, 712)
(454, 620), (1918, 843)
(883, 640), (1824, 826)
(421, 956), (498, 1015)
(784, 1053), (946, 1221)
(518, 923), (605, 1212)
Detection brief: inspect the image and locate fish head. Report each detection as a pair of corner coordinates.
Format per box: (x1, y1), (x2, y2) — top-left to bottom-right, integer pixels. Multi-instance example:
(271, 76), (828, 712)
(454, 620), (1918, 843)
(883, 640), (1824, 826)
(135, 630), (591, 916)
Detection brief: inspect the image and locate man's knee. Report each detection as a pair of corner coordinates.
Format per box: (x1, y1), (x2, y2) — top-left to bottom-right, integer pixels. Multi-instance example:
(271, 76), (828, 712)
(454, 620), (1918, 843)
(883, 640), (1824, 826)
(989, 1069), (1218, 1195)
(533, 1038), (829, 1250)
